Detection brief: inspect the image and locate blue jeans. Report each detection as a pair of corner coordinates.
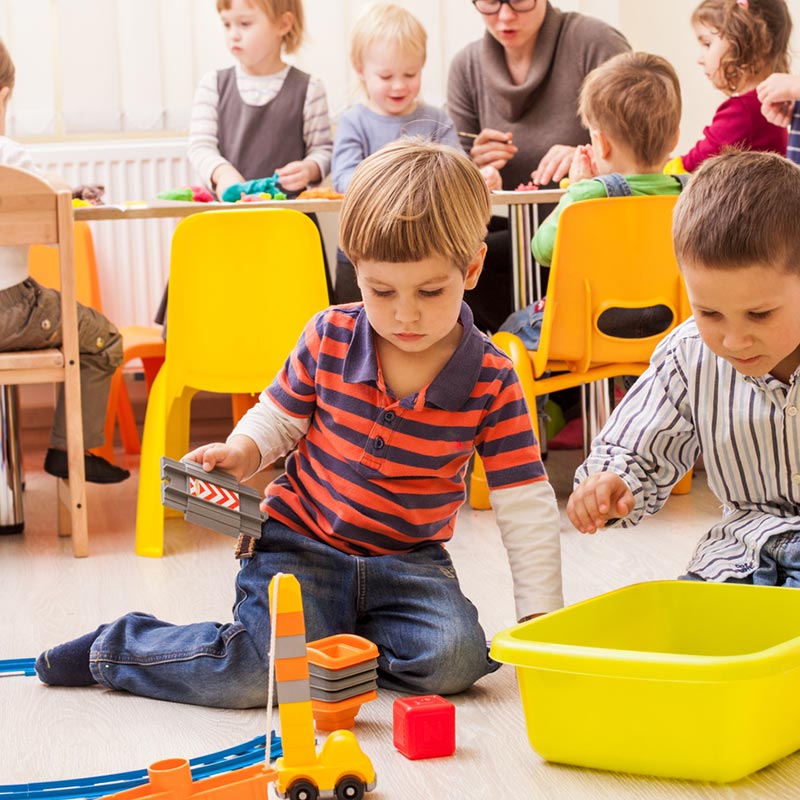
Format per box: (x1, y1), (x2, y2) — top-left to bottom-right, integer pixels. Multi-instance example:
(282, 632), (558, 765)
(90, 520), (498, 708)
(682, 531), (800, 587)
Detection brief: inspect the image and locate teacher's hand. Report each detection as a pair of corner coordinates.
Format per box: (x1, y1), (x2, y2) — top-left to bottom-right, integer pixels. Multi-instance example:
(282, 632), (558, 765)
(531, 144), (576, 186)
(470, 128), (518, 171)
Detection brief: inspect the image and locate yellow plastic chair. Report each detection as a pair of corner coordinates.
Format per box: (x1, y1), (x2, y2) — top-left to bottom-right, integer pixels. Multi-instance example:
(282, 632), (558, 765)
(470, 195), (693, 508)
(0, 166), (88, 555)
(135, 208), (330, 557)
(29, 221), (166, 464)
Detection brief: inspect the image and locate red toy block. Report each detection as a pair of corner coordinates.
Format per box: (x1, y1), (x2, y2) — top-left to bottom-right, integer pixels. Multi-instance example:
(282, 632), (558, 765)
(393, 695), (456, 760)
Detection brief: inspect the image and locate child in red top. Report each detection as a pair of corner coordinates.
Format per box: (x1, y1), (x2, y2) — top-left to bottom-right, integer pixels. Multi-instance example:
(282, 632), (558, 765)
(674, 0), (789, 173)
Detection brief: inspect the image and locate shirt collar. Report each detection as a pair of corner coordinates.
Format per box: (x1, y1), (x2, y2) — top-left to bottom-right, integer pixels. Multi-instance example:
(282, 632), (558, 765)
(744, 364), (800, 390)
(341, 302), (486, 409)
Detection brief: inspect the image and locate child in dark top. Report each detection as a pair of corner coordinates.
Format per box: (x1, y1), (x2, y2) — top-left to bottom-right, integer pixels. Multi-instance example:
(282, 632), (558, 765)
(187, 0), (332, 200)
(667, 0), (789, 174)
(35, 140), (563, 709)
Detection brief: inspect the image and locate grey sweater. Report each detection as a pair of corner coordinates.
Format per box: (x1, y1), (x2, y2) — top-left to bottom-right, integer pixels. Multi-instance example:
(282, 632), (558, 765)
(447, 4), (629, 189)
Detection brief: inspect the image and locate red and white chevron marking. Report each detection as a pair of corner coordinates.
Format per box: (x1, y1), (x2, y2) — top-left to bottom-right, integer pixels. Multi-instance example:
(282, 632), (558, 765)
(189, 477), (240, 509)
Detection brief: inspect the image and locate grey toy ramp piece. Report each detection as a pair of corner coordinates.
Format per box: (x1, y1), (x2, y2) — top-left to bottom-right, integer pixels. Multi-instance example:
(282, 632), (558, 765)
(160, 456), (266, 539)
(308, 658), (379, 681)
(309, 678), (378, 703)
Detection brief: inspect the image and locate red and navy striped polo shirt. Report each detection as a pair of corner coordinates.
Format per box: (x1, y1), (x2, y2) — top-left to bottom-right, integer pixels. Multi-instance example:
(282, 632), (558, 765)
(263, 302), (546, 555)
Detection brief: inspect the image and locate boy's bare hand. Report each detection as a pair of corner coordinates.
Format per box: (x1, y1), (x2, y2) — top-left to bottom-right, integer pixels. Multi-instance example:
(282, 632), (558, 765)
(567, 144), (597, 184)
(470, 128), (517, 171)
(531, 144), (577, 186)
(567, 473), (634, 534)
(183, 435), (260, 482)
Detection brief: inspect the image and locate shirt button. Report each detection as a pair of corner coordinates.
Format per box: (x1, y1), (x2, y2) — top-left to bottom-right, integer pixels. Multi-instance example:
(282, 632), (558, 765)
(384, 411), (396, 422)
(793, 474), (800, 485)
(41, 319), (52, 331)
(374, 437), (385, 450)
(788, 406), (798, 417)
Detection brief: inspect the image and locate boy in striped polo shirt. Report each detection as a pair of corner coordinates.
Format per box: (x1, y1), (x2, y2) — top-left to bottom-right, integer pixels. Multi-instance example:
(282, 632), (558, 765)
(568, 150), (800, 587)
(35, 140), (563, 707)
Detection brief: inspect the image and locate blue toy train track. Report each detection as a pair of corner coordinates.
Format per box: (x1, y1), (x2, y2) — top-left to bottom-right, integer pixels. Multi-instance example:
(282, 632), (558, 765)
(0, 658), (281, 800)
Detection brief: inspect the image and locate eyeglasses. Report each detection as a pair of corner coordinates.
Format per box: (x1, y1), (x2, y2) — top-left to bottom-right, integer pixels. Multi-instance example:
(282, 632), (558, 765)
(472, 0), (537, 14)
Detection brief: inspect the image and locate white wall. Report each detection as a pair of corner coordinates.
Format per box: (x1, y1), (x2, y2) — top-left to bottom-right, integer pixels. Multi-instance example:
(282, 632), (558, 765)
(3, 0), (800, 160)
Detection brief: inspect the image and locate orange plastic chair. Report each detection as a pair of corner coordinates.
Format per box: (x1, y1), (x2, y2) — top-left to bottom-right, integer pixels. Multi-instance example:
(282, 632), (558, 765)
(29, 221), (166, 464)
(0, 167), (88, 554)
(470, 195), (693, 508)
(135, 208), (330, 557)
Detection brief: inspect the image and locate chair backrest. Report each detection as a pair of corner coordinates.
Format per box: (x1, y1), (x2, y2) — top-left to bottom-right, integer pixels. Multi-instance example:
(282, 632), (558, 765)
(164, 208), (330, 397)
(0, 166), (68, 247)
(28, 221), (103, 310)
(533, 195), (690, 376)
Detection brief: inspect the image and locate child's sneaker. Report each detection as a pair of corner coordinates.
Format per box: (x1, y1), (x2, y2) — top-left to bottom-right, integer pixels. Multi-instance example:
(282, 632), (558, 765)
(44, 449), (130, 484)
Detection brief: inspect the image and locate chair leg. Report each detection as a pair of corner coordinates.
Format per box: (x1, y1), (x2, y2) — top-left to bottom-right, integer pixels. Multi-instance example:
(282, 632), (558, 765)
(671, 468), (694, 495)
(116, 378), (141, 455)
(135, 371), (169, 557)
(231, 393), (258, 425)
(141, 356), (165, 390)
(469, 454), (491, 510)
(94, 368), (123, 464)
(63, 374), (88, 557)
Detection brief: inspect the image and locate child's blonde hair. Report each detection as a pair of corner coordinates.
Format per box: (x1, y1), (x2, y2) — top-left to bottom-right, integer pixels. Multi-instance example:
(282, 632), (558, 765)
(0, 38), (15, 92)
(339, 139), (490, 273)
(692, 0), (791, 89)
(578, 52), (681, 168)
(216, 0), (304, 54)
(673, 149), (800, 274)
(349, 2), (427, 73)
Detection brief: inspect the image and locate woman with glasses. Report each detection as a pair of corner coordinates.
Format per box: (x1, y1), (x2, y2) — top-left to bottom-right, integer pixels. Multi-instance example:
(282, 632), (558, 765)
(448, 0), (629, 332)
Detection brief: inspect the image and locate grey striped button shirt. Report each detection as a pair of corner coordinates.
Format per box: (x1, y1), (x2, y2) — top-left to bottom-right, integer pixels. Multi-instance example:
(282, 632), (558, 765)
(576, 318), (800, 582)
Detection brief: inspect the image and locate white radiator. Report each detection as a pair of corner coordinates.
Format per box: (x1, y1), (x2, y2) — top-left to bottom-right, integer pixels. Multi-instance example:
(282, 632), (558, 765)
(26, 138), (192, 329)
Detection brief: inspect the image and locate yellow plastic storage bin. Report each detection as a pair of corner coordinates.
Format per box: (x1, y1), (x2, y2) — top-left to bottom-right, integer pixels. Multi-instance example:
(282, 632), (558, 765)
(491, 581), (800, 782)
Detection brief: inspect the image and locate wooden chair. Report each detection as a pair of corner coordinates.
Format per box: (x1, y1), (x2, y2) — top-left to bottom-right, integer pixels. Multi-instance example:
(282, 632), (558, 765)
(0, 166), (88, 555)
(135, 208), (331, 557)
(29, 221), (166, 464)
(471, 195), (693, 509)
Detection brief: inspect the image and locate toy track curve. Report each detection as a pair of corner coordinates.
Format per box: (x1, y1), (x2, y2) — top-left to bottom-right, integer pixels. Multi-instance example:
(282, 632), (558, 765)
(0, 658), (281, 800)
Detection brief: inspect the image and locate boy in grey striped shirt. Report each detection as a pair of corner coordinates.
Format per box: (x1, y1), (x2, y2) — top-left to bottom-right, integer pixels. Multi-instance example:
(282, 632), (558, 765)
(568, 150), (800, 585)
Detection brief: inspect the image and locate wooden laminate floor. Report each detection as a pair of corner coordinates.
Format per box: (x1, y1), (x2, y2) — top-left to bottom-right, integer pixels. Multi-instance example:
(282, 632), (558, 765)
(0, 421), (796, 799)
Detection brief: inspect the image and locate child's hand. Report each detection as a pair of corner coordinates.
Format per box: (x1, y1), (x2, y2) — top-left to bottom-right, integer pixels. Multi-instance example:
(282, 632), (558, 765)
(757, 73), (800, 106)
(531, 144), (576, 187)
(470, 128), (518, 171)
(212, 164), (245, 201)
(567, 473), (634, 534)
(761, 100), (793, 128)
(72, 184), (105, 203)
(757, 73), (800, 127)
(480, 164), (502, 192)
(277, 159), (320, 192)
(567, 145), (597, 183)
(183, 435), (260, 482)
